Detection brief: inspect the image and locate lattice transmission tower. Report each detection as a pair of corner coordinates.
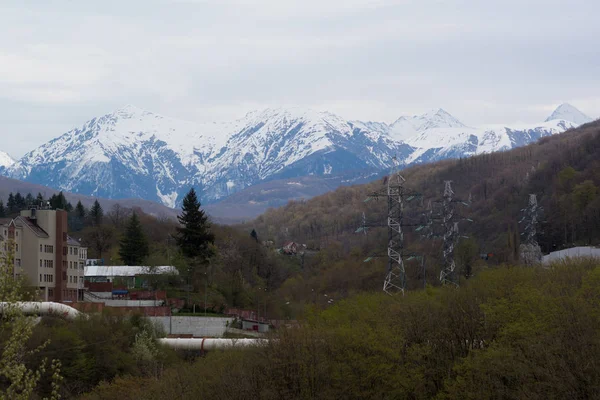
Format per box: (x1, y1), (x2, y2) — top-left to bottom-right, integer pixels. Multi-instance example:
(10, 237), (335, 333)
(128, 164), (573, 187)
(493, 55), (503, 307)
(359, 157), (421, 295)
(425, 181), (472, 287)
(519, 194), (543, 265)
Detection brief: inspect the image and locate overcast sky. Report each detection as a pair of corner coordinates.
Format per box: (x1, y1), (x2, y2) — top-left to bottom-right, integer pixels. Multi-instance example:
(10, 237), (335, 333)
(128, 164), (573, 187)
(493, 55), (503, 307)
(1, 0), (599, 158)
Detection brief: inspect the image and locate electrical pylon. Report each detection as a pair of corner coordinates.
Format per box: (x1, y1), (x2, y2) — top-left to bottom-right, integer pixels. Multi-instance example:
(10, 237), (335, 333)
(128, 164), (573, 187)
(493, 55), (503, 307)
(426, 181), (472, 287)
(361, 157), (421, 295)
(519, 194), (543, 265)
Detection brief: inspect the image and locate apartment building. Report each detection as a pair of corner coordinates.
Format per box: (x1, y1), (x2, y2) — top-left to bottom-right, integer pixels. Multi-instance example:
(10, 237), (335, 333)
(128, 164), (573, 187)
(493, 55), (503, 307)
(0, 208), (87, 302)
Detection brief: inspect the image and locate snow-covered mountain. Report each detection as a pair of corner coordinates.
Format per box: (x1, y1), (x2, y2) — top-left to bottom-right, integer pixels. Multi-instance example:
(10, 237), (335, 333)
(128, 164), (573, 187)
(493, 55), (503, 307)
(545, 103), (593, 125)
(5, 106), (409, 207)
(3, 103), (594, 208)
(0, 151), (15, 169)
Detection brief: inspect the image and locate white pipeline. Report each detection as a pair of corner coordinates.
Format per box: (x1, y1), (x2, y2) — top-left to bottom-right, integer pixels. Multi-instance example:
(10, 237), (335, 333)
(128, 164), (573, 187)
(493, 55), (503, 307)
(158, 337), (268, 350)
(0, 302), (83, 320)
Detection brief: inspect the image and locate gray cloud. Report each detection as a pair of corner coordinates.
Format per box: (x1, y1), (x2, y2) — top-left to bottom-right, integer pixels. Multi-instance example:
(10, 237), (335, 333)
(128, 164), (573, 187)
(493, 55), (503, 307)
(1, 0), (599, 157)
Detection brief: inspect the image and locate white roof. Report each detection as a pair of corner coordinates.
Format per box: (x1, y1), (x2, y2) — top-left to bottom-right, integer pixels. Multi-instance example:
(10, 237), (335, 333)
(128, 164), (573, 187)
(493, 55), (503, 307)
(84, 265), (179, 277)
(542, 247), (600, 264)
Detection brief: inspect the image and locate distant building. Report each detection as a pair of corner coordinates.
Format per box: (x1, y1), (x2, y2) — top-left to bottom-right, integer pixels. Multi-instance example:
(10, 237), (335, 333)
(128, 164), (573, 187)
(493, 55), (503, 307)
(542, 246), (600, 264)
(241, 319), (270, 333)
(84, 265), (178, 289)
(0, 209), (87, 302)
(281, 241), (306, 255)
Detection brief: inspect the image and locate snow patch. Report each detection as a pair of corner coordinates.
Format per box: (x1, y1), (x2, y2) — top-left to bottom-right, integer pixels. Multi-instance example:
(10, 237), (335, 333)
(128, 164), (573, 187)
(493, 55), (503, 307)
(156, 187), (178, 208)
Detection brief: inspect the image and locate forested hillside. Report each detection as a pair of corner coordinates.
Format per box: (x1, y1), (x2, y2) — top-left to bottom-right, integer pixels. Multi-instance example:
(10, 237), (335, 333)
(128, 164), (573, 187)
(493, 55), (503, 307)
(85, 260), (600, 400)
(238, 119), (600, 299)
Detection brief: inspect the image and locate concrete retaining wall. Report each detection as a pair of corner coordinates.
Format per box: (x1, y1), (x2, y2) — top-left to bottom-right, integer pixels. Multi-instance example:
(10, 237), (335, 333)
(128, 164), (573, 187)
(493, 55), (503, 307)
(149, 316), (234, 337)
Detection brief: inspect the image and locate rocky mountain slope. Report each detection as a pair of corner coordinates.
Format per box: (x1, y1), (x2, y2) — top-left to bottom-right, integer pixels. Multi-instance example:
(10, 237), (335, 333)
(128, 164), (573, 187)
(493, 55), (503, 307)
(2, 104), (594, 210)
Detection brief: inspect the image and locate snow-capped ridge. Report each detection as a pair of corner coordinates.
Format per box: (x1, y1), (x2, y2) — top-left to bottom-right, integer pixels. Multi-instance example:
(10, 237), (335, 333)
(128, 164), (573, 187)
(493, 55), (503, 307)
(4, 103), (593, 209)
(545, 103), (592, 125)
(0, 151), (15, 169)
(388, 108), (468, 142)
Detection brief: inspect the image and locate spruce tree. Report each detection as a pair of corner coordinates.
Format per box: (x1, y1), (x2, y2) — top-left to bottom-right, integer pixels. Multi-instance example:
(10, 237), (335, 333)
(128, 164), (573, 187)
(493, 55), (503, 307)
(75, 201), (86, 218)
(175, 188), (214, 260)
(0, 201), (5, 218)
(49, 191), (68, 210)
(119, 213), (149, 265)
(90, 200), (104, 226)
(14, 192), (25, 210)
(36, 192), (44, 206)
(7, 193), (15, 213)
(25, 193), (34, 207)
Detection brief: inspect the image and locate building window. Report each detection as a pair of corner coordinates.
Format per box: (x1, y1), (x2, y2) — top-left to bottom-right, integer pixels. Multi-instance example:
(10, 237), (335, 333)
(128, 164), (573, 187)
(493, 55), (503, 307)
(15, 244), (18, 252)
(39, 274), (42, 282)
(74, 248), (78, 256)
(15, 231), (18, 237)
(63, 247), (67, 256)
(15, 259), (20, 267)
(40, 260), (42, 268)
(40, 244), (42, 252)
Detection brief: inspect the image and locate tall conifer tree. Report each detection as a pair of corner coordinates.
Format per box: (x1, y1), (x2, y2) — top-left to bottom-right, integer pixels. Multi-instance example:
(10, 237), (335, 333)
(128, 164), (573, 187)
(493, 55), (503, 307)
(119, 213), (149, 265)
(90, 200), (104, 226)
(175, 188), (214, 261)
(7, 193), (15, 213)
(75, 201), (86, 218)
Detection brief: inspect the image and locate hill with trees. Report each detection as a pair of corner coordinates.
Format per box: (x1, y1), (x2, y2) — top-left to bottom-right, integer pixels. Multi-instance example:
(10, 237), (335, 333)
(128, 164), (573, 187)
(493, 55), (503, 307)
(243, 119), (600, 293)
(3, 119), (600, 399)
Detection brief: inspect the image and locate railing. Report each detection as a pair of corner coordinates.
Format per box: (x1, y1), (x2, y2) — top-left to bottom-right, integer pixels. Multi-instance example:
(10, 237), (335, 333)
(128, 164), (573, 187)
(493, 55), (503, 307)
(82, 290), (106, 302)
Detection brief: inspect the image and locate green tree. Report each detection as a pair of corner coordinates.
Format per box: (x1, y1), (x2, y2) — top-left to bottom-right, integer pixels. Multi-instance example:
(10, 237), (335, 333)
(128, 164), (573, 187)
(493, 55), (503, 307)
(75, 201), (86, 218)
(24, 193), (34, 207)
(455, 238), (479, 279)
(89, 200), (104, 226)
(174, 188), (214, 261)
(573, 180), (598, 211)
(7, 193), (15, 213)
(14, 192), (25, 210)
(0, 239), (62, 398)
(36, 192), (44, 205)
(119, 213), (150, 266)
(49, 191), (69, 210)
(174, 188), (214, 291)
(0, 201), (5, 218)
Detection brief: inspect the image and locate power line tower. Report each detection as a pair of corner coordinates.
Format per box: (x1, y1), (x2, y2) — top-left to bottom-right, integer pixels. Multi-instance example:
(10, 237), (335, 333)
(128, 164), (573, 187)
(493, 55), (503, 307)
(429, 181), (472, 287)
(360, 157), (421, 295)
(519, 194), (543, 265)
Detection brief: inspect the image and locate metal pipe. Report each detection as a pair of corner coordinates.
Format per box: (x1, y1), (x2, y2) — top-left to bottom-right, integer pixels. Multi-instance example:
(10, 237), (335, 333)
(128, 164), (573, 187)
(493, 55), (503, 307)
(0, 302), (84, 320)
(158, 338), (268, 350)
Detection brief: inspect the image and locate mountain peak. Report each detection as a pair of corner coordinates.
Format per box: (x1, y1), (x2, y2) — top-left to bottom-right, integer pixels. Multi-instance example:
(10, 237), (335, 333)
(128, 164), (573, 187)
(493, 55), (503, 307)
(113, 104), (154, 119)
(389, 108), (467, 141)
(545, 103), (592, 125)
(0, 151), (15, 169)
